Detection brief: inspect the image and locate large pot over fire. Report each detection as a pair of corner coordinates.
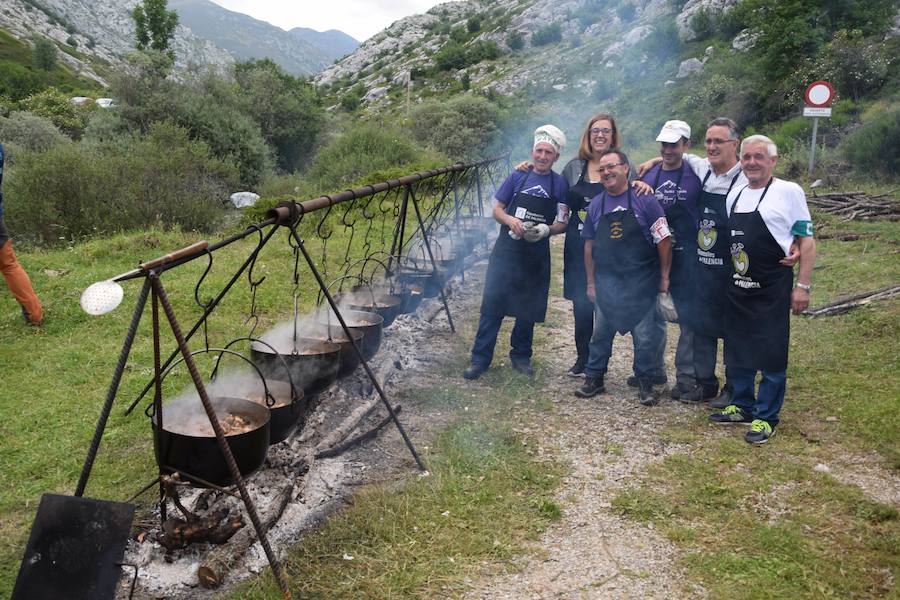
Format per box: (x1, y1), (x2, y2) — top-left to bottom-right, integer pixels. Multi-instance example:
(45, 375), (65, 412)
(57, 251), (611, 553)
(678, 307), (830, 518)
(316, 308), (383, 361)
(246, 379), (306, 444)
(251, 337), (341, 397)
(341, 287), (402, 328)
(152, 396), (270, 487)
(305, 323), (363, 377)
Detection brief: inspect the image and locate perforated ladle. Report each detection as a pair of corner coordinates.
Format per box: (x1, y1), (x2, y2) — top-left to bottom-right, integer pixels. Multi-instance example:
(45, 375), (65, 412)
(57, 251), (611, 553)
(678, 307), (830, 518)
(80, 241), (209, 315)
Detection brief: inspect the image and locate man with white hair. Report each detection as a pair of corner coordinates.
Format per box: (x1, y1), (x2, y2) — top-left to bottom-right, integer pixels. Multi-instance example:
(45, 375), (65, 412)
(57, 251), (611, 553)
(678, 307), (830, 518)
(709, 135), (816, 444)
(464, 125), (570, 379)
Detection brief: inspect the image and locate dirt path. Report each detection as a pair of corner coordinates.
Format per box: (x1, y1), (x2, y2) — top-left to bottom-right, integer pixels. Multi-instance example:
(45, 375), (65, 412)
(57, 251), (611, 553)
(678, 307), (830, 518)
(462, 287), (708, 599)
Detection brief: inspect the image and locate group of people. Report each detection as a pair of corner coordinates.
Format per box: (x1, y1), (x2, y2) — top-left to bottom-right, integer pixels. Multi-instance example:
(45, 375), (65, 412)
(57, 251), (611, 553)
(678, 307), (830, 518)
(464, 115), (816, 445)
(0, 143), (43, 326)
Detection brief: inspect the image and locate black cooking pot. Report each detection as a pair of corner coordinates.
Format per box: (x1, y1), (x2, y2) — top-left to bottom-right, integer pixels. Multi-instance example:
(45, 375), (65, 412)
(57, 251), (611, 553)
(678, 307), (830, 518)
(397, 266), (442, 298)
(344, 290), (402, 328)
(152, 396), (270, 487)
(397, 281), (424, 314)
(245, 379), (306, 444)
(251, 337), (341, 396)
(317, 309), (383, 361)
(305, 323), (363, 377)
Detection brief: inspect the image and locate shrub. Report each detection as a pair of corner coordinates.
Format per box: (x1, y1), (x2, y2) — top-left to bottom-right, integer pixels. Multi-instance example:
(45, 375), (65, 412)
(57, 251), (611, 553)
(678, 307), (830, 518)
(304, 122), (423, 189)
(5, 121), (238, 244)
(0, 111), (69, 153)
(31, 35), (57, 71)
(435, 41), (469, 71)
(407, 95), (501, 160)
(0, 63), (42, 101)
(467, 15), (482, 33)
(617, 3), (636, 22)
(467, 40), (501, 62)
(841, 107), (900, 175)
(20, 87), (94, 138)
(531, 23), (562, 47)
(450, 26), (469, 44)
(690, 9), (714, 40)
(506, 31), (524, 50)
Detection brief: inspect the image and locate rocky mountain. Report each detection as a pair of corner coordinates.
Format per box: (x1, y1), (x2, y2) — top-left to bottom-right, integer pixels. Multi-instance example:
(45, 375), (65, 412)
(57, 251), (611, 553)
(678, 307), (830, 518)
(168, 0), (358, 75)
(0, 0), (358, 85)
(289, 27), (359, 62)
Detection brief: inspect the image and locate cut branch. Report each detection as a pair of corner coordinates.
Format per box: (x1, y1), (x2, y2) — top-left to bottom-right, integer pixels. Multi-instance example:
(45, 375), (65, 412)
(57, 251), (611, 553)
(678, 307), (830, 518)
(803, 284), (900, 317)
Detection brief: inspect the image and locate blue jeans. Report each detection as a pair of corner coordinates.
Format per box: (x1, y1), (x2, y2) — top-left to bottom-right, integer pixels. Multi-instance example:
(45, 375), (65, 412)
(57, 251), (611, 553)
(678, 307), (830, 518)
(585, 302), (663, 380)
(729, 367), (786, 426)
(470, 312), (535, 367)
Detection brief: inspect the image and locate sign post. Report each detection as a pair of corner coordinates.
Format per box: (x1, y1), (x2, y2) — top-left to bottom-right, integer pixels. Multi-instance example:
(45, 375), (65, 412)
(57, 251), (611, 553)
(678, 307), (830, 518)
(803, 81), (834, 177)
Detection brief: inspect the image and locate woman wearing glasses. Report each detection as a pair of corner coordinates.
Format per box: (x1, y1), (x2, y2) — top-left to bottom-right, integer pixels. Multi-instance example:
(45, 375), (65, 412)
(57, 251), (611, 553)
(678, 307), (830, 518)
(558, 114), (651, 376)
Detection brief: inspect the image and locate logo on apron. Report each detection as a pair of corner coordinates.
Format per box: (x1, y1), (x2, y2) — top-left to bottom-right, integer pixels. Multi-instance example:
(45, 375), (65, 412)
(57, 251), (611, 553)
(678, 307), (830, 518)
(730, 242), (749, 275)
(698, 219), (717, 251)
(609, 220), (624, 240)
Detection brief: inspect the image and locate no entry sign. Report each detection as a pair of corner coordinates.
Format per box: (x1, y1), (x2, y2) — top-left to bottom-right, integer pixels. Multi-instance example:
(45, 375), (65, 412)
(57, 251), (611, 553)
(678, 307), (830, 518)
(804, 81), (834, 107)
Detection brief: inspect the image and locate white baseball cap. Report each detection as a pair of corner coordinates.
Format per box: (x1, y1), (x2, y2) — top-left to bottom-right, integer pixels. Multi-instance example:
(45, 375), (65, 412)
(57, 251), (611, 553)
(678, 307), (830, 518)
(656, 120), (691, 143)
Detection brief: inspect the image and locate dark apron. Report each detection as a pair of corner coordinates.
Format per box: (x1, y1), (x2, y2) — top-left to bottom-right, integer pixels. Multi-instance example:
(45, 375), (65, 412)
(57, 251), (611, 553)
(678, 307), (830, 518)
(724, 179), (792, 372)
(654, 164), (695, 319)
(563, 162), (604, 302)
(592, 190), (659, 334)
(691, 170), (742, 337)
(481, 173), (559, 323)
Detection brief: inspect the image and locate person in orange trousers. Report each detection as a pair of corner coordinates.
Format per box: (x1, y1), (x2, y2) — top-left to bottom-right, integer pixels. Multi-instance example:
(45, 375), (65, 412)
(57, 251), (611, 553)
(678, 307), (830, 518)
(0, 143), (42, 325)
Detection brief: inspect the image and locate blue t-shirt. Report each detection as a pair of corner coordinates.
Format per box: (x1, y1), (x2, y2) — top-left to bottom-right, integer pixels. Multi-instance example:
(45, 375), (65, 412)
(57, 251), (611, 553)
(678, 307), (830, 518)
(581, 189), (670, 246)
(495, 169), (569, 211)
(640, 162), (701, 225)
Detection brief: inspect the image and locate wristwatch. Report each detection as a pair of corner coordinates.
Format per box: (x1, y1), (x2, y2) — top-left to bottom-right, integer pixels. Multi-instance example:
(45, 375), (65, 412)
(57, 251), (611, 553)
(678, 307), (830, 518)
(795, 282), (811, 292)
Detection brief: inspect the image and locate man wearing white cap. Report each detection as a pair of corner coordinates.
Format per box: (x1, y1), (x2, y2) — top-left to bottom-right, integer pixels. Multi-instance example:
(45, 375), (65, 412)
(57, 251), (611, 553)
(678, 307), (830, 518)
(639, 120), (702, 400)
(464, 125), (570, 379)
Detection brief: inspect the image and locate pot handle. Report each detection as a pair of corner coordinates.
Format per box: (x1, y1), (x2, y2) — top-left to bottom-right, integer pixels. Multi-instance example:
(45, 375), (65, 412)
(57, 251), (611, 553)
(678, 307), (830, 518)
(218, 337), (302, 409)
(140, 241), (209, 271)
(145, 347), (272, 416)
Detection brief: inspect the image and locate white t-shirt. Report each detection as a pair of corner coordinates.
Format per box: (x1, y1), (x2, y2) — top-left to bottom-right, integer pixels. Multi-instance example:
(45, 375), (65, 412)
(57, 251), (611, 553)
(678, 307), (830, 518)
(683, 153), (747, 195)
(725, 178), (813, 255)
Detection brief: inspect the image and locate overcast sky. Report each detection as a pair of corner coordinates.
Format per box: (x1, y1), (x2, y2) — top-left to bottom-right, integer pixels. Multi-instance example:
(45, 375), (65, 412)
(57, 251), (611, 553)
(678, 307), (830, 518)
(208, 0), (446, 41)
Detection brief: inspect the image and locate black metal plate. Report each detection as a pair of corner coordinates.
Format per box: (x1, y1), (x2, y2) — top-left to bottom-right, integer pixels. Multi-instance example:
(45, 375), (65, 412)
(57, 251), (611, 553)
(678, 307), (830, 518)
(12, 494), (135, 600)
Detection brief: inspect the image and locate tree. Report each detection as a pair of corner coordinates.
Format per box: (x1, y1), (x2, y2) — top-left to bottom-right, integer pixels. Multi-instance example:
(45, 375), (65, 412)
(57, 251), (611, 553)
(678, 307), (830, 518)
(32, 35), (57, 71)
(132, 0), (179, 61)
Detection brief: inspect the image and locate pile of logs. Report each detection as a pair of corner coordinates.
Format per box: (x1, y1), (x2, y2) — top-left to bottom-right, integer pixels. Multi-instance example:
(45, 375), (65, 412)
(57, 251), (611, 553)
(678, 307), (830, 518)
(808, 190), (899, 221)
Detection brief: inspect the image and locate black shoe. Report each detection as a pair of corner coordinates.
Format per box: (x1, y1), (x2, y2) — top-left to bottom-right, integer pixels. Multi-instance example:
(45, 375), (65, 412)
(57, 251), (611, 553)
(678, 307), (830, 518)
(575, 376), (605, 398)
(709, 386), (733, 409)
(567, 357), (587, 377)
(638, 379), (660, 406)
(708, 405), (753, 425)
(670, 381), (695, 400)
(463, 363), (488, 380)
(679, 384), (719, 403)
(627, 374), (667, 387)
(511, 359), (534, 377)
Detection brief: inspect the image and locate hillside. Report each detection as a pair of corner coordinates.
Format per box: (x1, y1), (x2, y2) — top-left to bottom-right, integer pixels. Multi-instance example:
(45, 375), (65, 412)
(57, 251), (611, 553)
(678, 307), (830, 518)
(315, 0), (900, 170)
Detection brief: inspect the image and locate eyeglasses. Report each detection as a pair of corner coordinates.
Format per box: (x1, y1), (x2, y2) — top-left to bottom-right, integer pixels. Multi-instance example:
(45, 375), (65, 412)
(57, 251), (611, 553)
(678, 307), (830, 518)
(596, 162), (626, 173)
(705, 138), (737, 146)
(590, 127), (613, 136)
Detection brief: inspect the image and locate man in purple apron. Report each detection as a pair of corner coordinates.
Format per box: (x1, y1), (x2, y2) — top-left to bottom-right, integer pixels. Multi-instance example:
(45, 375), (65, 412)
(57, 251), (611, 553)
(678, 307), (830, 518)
(709, 135), (816, 444)
(464, 125), (570, 379)
(575, 149), (673, 405)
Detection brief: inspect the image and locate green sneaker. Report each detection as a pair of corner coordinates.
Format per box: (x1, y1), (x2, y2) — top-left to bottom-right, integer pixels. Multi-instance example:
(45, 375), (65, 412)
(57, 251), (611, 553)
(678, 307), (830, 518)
(708, 405), (752, 425)
(745, 420), (775, 444)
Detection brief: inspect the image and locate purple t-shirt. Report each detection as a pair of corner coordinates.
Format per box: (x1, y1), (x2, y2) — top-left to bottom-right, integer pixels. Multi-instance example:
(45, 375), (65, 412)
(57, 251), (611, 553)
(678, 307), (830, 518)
(495, 169), (569, 210)
(640, 162), (702, 225)
(581, 189), (669, 246)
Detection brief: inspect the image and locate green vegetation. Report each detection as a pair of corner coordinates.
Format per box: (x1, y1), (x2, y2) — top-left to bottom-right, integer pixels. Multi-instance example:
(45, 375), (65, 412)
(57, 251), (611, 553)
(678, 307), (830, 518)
(409, 95), (502, 160)
(132, 0), (178, 61)
(0, 29), (101, 100)
(841, 106), (900, 176)
(31, 35), (56, 71)
(530, 23), (562, 47)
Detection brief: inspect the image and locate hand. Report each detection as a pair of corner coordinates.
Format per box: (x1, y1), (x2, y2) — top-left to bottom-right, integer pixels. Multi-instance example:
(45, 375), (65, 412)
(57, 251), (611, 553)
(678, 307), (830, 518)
(780, 242), (800, 267)
(656, 292), (678, 322)
(523, 222), (550, 242)
(514, 160), (532, 172)
(632, 180), (653, 195)
(586, 282), (596, 303)
(636, 157), (662, 177)
(507, 216), (526, 238)
(791, 286), (810, 314)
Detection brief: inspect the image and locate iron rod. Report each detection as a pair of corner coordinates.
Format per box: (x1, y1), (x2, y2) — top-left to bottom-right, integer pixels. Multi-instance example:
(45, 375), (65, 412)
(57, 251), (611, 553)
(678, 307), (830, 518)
(150, 274), (292, 600)
(75, 278), (151, 497)
(287, 226), (427, 472)
(408, 186), (456, 333)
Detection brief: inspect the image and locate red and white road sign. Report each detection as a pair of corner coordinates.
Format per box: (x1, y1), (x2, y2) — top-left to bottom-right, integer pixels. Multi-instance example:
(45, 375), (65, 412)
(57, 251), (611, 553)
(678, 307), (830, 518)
(804, 81), (834, 107)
